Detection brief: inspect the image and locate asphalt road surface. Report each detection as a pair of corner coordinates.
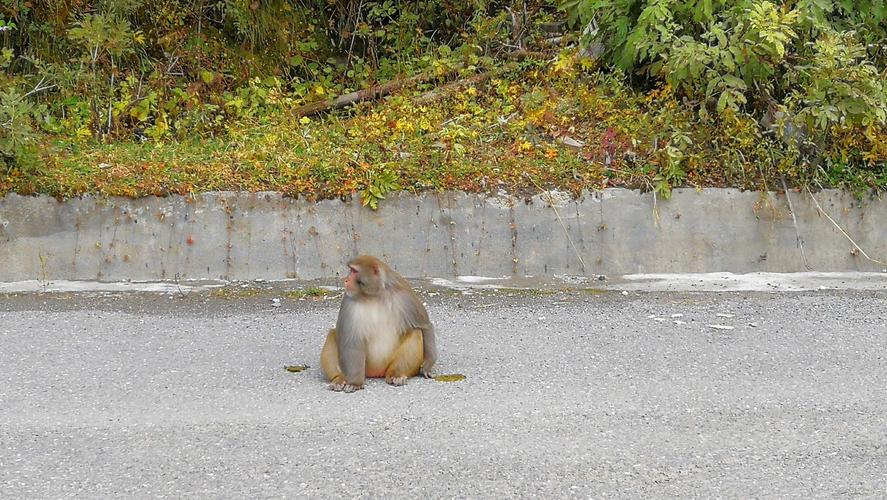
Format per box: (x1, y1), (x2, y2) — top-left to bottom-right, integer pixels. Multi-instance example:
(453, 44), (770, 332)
(2, 287), (886, 498)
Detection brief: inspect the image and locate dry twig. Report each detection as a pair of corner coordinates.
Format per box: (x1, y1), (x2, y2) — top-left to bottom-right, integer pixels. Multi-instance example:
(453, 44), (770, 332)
(529, 177), (587, 272)
(781, 177), (812, 270)
(806, 186), (885, 266)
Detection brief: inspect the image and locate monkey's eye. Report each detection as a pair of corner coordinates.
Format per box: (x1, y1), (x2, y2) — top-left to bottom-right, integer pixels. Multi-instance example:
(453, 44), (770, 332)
(348, 266), (363, 285)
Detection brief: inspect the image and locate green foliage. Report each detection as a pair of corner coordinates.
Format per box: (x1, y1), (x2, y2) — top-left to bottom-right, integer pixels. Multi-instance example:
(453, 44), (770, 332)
(561, 0), (887, 148)
(785, 31), (886, 132)
(0, 0), (532, 145)
(0, 88), (44, 173)
(67, 13), (143, 63)
(1, 61), (884, 201)
(0, 0), (884, 202)
(360, 166), (402, 210)
(653, 131), (691, 199)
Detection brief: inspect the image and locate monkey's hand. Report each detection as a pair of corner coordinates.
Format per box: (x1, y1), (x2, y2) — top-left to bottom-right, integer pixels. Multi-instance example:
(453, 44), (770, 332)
(420, 361), (435, 379)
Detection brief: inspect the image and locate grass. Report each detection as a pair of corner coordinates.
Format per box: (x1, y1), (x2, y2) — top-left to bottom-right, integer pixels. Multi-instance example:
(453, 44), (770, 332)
(209, 285), (331, 300)
(3, 60), (885, 201)
(283, 287), (331, 299)
(209, 286), (264, 299)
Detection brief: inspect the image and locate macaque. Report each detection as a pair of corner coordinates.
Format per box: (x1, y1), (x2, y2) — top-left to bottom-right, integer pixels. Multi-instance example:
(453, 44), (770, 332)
(321, 255), (437, 392)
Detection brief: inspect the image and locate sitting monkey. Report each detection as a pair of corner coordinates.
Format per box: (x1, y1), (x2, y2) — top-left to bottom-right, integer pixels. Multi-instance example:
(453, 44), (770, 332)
(321, 255), (437, 392)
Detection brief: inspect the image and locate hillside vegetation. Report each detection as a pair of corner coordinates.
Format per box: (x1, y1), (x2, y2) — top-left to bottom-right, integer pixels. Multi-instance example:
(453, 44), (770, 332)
(1, 1), (885, 204)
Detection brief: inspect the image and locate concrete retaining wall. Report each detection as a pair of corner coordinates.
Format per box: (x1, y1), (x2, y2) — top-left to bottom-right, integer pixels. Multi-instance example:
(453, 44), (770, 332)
(0, 189), (884, 281)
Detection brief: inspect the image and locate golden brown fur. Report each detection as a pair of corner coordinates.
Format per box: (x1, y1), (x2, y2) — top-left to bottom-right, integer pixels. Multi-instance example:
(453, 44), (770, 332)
(320, 255), (437, 392)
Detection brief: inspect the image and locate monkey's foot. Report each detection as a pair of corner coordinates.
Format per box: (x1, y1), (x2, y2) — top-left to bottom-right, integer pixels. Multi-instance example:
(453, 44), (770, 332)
(386, 375), (408, 386)
(329, 381), (363, 393)
(420, 366), (434, 378)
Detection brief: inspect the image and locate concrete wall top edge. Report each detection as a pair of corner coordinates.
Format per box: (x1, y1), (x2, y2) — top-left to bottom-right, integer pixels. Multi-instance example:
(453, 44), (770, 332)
(1, 188), (884, 281)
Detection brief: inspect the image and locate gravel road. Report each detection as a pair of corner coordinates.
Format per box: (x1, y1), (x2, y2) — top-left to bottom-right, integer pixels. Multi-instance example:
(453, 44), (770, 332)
(1, 287), (886, 498)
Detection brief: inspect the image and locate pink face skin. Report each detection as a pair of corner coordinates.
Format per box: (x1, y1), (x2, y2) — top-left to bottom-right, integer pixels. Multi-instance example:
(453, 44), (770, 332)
(344, 265), (361, 297)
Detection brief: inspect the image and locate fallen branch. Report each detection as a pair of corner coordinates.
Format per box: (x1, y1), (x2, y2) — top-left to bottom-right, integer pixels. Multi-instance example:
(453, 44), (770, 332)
(541, 33), (577, 48)
(414, 63), (517, 105)
(291, 52), (553, 118)
(291, 70), (440, 118)
(806, 186), (886, 266)
(505, 50), (555, 62)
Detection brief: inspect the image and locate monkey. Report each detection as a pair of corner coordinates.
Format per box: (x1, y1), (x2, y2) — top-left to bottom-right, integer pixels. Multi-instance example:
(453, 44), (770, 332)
(320, 255), (437, 393)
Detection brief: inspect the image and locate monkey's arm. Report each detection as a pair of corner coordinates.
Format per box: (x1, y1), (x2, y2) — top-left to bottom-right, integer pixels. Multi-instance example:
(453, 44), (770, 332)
(334, 316), (367, 388)
(322, 329), (365, 392)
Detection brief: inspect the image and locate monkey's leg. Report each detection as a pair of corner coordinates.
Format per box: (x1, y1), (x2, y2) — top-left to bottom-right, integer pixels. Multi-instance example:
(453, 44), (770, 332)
(320, 329), (345, 384)
(320, 329), (362, 393)
(384, 329), (424, 386)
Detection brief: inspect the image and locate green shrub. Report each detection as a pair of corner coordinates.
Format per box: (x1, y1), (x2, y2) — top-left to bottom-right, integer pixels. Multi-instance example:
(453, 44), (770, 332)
(561, 0), (887, 140)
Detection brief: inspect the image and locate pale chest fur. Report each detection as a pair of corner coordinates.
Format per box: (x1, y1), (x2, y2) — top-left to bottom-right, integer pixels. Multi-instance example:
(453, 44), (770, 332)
(346, 299), (402, 370)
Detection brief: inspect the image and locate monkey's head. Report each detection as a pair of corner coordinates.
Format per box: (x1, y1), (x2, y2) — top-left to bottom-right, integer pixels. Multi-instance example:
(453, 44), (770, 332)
(343, 255), (387, 298)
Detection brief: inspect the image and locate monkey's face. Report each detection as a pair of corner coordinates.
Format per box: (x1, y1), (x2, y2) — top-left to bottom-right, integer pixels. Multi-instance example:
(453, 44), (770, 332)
(343, 263), (383, 298)
(343, 265), (361, 298)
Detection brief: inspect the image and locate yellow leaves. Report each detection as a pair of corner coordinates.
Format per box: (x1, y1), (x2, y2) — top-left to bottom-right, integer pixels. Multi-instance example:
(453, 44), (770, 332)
(75, 126), (92, 141)
(862, 147), (885, 164)
(748, 1), (798, 59)
(150, 112), (170, 139)
(340, 177), (359, 193)
(848, 125), (887, 164)
(394, 119), (415, 134)
(578, 57), (597, 71)
(552, 52), (576, 76)
(18, 59), (885, 202)
(645, 83), (674, 104)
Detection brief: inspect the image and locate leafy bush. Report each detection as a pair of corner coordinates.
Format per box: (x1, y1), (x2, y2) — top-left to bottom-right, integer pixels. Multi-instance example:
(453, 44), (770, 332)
(1, 0), (885, 200)
(1, 15), (43, 172)
(1, 0), (534, 143)
(561, 0), (886, 148)
(0, 89), (41, 172)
